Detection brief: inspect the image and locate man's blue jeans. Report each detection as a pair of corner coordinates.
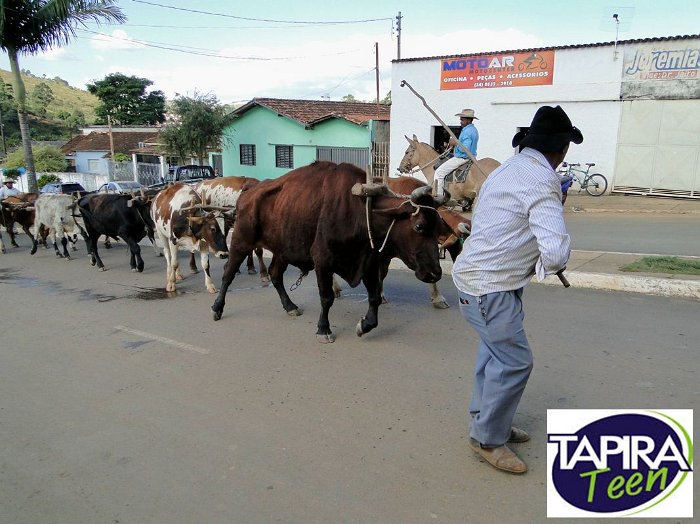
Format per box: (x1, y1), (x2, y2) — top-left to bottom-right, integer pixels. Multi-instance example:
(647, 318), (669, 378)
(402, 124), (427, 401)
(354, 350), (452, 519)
(458, 289), (533, 446)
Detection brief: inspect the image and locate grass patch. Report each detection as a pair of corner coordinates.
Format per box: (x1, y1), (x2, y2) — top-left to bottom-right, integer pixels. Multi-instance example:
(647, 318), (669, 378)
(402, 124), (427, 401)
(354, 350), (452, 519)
(620, 256), (700, 275)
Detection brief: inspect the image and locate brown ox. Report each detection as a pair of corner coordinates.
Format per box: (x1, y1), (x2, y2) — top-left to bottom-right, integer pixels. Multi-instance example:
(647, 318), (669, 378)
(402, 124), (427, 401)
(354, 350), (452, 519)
(211, 161), (448, 343)
(332, 176), (471, 308)
(151, 183), (228, 293)
(1, 192), (40, 251)
(195, 177), (269, 282)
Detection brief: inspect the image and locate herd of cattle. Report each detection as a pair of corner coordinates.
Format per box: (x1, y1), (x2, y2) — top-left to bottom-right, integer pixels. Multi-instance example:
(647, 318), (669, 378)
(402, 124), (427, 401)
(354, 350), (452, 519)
(0, 162), (472, 342)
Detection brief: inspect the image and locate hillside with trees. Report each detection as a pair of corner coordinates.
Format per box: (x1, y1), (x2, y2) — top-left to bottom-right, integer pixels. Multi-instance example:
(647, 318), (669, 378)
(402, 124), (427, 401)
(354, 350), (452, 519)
(0, 68), (99, 150)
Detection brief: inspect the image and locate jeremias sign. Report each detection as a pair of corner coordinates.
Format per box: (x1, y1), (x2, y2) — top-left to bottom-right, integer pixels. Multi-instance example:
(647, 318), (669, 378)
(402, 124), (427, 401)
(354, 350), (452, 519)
(440, 50), (555, 90)
(547, 409), (693, 518)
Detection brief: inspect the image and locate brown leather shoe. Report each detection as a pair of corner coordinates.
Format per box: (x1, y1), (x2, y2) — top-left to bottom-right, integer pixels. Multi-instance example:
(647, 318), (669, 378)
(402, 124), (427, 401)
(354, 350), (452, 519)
(508, 426), (530, 443)
(469, 438), (528, 474)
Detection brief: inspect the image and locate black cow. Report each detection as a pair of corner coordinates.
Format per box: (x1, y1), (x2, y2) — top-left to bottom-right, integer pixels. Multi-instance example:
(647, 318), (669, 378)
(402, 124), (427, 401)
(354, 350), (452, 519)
(212, 161), (448, 343)
(77, 193), (155, 272)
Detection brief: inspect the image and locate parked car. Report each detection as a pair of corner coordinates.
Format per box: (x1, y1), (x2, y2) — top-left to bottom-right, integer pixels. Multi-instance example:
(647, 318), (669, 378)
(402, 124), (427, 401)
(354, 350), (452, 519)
(148, 165), (217, 189)
(40, 182), (87, 195)
(96, 181), (144, 194)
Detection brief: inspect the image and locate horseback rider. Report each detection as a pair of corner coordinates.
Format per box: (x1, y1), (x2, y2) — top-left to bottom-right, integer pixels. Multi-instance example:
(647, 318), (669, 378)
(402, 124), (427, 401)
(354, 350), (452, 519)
(434, 108), (479, 196)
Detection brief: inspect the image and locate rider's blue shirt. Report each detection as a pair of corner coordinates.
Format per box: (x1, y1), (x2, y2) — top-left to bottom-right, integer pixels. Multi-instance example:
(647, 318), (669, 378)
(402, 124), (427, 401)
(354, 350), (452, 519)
(455, 123), (478, 159)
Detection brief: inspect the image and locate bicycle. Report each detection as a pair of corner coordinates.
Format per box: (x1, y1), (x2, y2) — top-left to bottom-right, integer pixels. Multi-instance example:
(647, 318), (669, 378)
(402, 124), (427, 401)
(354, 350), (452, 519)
(557, 162), (608, 196)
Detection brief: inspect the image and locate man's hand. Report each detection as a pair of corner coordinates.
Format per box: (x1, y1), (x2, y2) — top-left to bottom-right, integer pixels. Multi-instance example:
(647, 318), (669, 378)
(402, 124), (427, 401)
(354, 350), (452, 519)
(560, 175), (573, 193)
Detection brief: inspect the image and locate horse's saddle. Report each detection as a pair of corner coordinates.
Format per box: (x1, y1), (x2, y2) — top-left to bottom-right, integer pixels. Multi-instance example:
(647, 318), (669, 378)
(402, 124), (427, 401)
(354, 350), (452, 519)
(445, 166), (470, 184)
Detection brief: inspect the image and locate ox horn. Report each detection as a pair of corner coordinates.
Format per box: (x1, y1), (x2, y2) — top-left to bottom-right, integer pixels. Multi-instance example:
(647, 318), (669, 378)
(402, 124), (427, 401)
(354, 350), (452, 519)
(457, 222), (471, 236)
(409, 185), (432, 202)
(202, 205), (235, 213)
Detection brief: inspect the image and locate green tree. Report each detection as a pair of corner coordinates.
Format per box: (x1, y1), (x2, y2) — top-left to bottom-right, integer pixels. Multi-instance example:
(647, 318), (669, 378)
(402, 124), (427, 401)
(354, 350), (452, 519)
(160, 91), (232, 165)
(31, 81), (55, 116)
(37, 173), (61, 188)
(87, 73), (166, 125)
(56, 107), (85, 137)
(0, 81), (13, 108)
(341, 94), (358, 102)
(0, 0), (125, 192)
(2, 144), (66, 172)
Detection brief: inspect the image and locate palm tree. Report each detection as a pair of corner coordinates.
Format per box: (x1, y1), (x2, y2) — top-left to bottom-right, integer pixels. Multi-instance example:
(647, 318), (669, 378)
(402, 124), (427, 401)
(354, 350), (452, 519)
(0, 1), (125, 192)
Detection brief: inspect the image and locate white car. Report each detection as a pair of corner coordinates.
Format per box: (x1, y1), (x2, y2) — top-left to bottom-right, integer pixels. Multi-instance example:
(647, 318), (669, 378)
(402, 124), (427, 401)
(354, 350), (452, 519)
(96, 181), (144, 194)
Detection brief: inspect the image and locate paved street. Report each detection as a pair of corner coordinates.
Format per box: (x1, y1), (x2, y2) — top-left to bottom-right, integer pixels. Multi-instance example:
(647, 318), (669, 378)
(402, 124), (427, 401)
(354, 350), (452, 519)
(0, 241), (697, 523)
(565, 213), (700, 256)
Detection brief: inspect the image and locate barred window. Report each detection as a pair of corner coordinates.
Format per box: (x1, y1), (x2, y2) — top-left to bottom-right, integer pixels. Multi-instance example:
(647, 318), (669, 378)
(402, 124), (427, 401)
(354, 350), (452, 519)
(275, 145), (293, 169)
(240, 144), (256, 166)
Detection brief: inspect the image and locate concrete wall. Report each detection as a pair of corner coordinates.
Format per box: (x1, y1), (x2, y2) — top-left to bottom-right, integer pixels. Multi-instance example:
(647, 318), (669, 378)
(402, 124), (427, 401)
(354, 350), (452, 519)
(14, 172), (108, 192)
(391, 45), (626, 184)
(221, 105), (370, 180)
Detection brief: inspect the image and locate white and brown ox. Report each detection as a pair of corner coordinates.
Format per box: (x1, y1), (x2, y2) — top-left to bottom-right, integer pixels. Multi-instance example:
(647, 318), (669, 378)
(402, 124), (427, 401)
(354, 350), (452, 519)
(211, 161), (449, 343)
(30, 193), (87, 259)
(195, 176), (269, 283)
(151, 183), (229, 293)
(398, 134), (500, 211)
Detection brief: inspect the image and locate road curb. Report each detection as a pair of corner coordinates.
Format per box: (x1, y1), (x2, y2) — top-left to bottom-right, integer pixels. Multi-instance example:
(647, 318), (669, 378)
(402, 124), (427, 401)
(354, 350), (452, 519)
(566, 208), (700, 215)
(388, 259), (700, 301)
(536, 271), (700, 300)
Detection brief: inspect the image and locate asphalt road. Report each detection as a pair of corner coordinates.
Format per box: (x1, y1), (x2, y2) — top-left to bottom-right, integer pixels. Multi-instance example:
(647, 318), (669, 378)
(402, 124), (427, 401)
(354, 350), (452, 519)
(565, 213), (700, 257)
(0, 240), (697, 523)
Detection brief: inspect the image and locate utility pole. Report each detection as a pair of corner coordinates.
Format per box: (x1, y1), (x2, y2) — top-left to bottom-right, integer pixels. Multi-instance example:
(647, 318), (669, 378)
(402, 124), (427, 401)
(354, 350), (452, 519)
(612, 13), (620, 60)
(395, 11), (402, 60)
(107, 114), (115, 158)
(375, 42), (380, 118)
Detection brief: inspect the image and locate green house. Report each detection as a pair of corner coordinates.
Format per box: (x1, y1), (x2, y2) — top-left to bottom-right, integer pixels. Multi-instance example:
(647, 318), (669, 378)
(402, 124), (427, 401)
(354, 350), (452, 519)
(221, 98), (390, 180)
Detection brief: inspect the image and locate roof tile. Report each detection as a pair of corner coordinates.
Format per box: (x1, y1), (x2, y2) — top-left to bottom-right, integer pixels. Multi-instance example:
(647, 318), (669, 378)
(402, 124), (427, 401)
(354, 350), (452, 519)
(235, 98), (390, 126)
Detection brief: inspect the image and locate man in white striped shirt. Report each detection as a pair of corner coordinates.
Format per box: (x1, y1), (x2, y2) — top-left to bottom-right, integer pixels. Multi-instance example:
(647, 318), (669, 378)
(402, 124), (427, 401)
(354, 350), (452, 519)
(453, 105), (582, 474)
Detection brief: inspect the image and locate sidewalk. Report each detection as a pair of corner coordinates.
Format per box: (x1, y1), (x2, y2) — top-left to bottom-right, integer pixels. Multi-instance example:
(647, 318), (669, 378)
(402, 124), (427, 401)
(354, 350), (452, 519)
(563, 192), (700, 214)
(555, 193), (700, 299)
(392, 193), (700, 300)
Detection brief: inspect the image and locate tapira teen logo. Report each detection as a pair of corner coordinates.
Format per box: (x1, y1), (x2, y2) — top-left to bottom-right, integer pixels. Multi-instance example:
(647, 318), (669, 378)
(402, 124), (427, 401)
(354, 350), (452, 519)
(547, 410), (693, 518)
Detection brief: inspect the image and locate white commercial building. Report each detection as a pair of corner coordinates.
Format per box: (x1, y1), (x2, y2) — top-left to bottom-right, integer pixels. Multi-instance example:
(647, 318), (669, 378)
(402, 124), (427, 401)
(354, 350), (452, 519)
(391, 34), (700, 198)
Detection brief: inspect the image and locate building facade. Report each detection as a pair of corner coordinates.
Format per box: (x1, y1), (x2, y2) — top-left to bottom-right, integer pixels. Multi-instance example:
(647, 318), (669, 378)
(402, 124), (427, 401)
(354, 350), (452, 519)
(391, 34), (700, 198)
(221, 98), (390, 180)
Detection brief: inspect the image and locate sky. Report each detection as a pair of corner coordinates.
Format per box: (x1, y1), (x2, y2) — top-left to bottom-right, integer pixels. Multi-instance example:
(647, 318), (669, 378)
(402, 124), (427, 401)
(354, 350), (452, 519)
(2, 0), (699, 106)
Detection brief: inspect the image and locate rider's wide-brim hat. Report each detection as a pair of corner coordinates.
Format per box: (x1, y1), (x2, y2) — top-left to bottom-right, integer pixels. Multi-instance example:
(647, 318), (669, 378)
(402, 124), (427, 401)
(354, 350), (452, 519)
(511, 105), (583, 152)
(455, 108), (478, 119)
(3, 178), (15, 184)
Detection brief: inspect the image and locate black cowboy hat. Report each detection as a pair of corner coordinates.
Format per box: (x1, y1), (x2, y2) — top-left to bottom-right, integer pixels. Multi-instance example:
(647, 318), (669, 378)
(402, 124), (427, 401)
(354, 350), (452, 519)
(511, 105), (583, 152)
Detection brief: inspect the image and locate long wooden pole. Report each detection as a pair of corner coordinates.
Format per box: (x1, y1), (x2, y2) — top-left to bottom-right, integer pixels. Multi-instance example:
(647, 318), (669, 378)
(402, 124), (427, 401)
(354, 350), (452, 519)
(375, 42), (380, 119)
(400, 80), (486, 177)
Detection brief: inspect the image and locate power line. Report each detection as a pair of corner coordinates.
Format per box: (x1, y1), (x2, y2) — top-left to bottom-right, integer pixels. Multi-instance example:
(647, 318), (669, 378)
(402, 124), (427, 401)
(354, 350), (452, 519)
(130, 0), (392, 25)
(77, 28), (365, 61)
(105, 22), (330, 30)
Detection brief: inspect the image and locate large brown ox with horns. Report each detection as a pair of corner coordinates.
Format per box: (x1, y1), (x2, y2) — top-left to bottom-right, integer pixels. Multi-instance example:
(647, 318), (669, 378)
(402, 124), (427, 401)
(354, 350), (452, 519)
(211, 161), (448, 343)
(1, 192), (40, 253)
(332, 175), (471, 308)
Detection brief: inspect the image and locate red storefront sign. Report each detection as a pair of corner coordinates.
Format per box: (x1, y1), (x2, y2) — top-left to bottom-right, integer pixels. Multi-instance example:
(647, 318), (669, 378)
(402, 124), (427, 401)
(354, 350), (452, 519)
(440, 50), (555, 90)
